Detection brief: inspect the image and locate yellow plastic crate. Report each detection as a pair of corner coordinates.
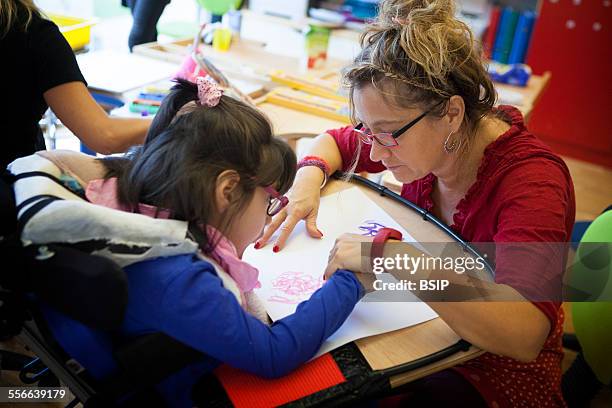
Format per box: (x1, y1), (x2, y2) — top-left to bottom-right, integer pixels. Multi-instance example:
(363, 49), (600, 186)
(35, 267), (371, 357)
(48, 13), (97, 51)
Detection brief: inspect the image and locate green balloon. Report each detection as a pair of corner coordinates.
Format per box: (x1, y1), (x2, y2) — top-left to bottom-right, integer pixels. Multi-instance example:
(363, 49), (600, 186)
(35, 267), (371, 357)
(571, 210), (612, 384)
(196, 0), (242, 15)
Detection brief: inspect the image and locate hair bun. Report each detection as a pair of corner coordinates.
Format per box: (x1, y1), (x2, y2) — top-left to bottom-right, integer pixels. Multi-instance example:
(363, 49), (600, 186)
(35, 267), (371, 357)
(344, 0), (497, 138)
(363, 0), (470, 81)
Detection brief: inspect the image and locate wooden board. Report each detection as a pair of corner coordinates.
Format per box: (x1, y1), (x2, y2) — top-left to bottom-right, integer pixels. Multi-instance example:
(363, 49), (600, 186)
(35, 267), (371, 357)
(258, 102), (346, 136)
(264, 87), (349, 122)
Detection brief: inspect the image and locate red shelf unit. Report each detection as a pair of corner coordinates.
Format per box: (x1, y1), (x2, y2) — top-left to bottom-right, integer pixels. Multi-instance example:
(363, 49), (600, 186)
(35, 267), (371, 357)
(525, 0), (611, 168)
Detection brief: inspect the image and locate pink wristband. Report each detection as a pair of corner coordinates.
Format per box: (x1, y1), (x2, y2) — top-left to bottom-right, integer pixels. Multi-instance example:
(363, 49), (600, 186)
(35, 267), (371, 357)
(297, 155), (331, 188)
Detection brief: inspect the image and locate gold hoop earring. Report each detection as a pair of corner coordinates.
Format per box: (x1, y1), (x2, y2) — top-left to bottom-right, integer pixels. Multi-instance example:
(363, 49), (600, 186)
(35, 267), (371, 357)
(443, 131), (460, 154)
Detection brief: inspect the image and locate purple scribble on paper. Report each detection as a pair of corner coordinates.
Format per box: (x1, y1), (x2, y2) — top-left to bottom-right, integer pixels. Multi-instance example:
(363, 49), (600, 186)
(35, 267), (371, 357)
(358, 220), (387, 236)
(268, 271), (324, 304)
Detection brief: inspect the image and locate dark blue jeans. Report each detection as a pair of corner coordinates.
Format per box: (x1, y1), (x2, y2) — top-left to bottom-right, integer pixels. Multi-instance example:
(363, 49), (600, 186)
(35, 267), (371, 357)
(126, 0), (171, 51)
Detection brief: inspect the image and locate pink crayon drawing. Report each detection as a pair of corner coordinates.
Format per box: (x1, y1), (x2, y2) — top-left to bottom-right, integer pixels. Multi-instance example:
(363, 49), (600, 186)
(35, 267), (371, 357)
(358, 220), (387, 236)
(268, 271), (324, 304)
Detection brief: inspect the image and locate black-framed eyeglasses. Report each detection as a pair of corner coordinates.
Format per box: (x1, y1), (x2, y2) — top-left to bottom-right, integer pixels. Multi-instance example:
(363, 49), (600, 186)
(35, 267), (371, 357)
(353, 101), (443, 147)
(263, 185), (288, 216)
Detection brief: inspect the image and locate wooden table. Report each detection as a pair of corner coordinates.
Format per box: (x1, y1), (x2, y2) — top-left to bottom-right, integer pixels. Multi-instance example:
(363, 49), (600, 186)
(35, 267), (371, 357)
(495, 71), (551, 122)
(322, 180), (483, 387)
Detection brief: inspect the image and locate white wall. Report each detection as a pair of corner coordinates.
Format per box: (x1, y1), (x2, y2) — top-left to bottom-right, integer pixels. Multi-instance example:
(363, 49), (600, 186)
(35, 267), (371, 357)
(35, 0), (94, 16)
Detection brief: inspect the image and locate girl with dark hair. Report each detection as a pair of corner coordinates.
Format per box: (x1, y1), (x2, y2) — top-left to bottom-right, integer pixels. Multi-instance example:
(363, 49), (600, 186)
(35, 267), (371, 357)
(39, 78), (369, 407)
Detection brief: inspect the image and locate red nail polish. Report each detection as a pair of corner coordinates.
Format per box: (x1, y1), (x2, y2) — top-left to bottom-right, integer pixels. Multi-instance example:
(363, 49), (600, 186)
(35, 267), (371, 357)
(273, 245), (280, 253)
(317, 229), (324, 237)
(254, 242), (261, 249)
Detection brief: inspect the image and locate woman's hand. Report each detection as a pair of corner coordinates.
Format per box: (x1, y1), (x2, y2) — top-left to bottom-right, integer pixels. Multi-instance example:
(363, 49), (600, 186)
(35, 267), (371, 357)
(256, 167), (325, 251)
(325, 233), (376, 293)
(324, 233), (374, 279)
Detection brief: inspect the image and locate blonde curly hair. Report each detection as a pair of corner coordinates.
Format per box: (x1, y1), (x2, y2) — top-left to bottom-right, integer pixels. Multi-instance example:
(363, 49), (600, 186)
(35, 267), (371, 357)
(344, 0), (497, 139)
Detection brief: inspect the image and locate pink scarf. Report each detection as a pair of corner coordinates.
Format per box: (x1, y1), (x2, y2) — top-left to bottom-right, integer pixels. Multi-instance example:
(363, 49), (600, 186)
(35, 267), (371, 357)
(86, 178), (261, 293)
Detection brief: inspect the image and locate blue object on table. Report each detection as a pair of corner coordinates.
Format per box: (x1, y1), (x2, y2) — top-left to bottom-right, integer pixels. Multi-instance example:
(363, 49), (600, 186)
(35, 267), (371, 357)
(90, 92), (125, 113)
(488, 62), (532, 87)
(80, 143), (96, 156)
(137, 92), (166, 102)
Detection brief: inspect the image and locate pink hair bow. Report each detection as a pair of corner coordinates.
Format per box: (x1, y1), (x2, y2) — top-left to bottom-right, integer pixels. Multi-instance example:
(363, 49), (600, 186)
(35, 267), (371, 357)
(196, 76), (223, 107)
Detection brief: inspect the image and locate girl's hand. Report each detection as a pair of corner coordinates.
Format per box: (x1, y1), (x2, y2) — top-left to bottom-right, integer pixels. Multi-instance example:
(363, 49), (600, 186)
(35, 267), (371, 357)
(256, 168), (325, 251)
(324, 233), (374, 280)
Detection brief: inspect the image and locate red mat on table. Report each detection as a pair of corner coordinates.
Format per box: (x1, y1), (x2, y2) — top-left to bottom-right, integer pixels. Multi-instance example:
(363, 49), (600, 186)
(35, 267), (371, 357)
(214, 353), (346, 408)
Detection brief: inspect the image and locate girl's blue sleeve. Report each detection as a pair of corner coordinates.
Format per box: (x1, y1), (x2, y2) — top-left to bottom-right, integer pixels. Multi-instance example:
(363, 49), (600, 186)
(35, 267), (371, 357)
(157, 260), (363, 378)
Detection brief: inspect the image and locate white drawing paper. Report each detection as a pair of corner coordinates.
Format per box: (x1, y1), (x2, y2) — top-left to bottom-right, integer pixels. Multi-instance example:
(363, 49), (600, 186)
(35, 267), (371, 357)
(243, 187), (438, 357)
(76, 50), (179, 94)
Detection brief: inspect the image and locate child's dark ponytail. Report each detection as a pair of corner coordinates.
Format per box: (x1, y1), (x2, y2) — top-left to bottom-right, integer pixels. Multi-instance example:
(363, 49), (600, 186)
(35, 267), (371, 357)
(145, 78), (199, 143)
(99, 78), (296, 253)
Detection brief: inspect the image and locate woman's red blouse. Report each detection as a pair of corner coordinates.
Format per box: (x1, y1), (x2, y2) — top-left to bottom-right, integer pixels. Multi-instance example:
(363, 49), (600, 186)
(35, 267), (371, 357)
(326, 105), (575, 407)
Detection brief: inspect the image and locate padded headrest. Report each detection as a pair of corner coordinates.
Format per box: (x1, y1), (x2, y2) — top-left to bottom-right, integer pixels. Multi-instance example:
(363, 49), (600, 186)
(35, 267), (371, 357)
(6, 153), (244, 326)
(8, 154), (198, 267)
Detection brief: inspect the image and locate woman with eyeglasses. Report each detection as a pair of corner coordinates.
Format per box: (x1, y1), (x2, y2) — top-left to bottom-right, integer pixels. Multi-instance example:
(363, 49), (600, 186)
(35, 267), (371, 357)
(257, 1), (574, 407)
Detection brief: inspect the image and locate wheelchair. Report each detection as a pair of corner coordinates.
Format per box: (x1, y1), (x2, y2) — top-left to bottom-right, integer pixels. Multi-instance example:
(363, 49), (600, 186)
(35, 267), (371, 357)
(0, 166), (208, 407)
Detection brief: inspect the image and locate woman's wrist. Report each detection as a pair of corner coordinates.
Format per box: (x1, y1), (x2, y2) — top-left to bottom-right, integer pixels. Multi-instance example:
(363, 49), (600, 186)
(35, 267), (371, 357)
(297, 155), (331, 189)
(294, 166), (325, 190)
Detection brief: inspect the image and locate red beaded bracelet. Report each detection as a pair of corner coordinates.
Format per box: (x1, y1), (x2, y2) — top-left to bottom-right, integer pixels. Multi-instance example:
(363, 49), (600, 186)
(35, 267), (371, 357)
(297, 155), (331, 188)
(371, 228), (403, 262)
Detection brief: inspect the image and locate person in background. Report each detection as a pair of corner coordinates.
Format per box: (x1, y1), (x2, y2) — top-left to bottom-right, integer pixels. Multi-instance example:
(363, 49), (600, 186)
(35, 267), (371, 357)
(0, 0), (151, 170)
(121, 0), (171, 51)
